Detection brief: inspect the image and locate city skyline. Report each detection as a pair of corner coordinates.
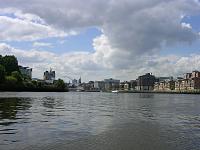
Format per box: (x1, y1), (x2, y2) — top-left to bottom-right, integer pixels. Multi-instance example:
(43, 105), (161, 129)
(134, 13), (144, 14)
(0, 0), (200, 82)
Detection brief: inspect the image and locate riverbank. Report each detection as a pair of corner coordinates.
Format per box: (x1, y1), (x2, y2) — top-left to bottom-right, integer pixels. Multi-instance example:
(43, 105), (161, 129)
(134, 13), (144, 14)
(0, 78), (68, 92)
(0, 85), (68, 92)
(117, 90), (200, 94)
(1, 89), (200, 94)
(0, 89), (68, 92)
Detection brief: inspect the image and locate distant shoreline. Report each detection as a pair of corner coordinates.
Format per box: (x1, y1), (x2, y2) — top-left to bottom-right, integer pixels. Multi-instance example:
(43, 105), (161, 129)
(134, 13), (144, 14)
(116, 90), (200, 95)
(0, 90), (68, 92)
(0, 90), (200, 94)
(0, 88), (68, 92)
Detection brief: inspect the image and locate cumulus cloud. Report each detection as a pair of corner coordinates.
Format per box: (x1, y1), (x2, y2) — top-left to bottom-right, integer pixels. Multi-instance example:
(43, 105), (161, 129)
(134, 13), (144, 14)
(0, 43), (102, 80)
(0, 15), (67, 41)
(1, 42), (200, 81)
(0, 8), (79, 41)
(0, 7), (46, 24)
(0, 0), (199, 52)
(33, 42), (53, 48)
(0, 0), (200, 80)
(181, 22), (192, 29)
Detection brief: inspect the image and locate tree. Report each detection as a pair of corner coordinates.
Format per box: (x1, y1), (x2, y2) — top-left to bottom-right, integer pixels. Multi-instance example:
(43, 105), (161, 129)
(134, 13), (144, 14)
(24, 81), (35, 89)
(2, 55), (19, 75)
(22, 74), (31, 81)
(0, 55), (3, 65)
(0, 65), (6, 83)
(11, 71), (23, 82)
(55, 79), (66, 89)
(5, 76), (17, 86)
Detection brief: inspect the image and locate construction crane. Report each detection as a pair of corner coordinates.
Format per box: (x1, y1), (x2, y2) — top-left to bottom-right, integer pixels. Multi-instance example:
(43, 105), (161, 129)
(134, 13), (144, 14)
(62, 75), (81, 85)
(61, 75), (74, 83)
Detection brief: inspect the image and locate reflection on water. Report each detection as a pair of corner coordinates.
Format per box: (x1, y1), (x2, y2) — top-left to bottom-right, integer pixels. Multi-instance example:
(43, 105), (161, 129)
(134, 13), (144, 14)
(139, 93), (155, 98)
(0, 92), (200, 150)
(0, 98), (32, 125)
(42, 96), (65, 110)
(42, 97), (56, 109)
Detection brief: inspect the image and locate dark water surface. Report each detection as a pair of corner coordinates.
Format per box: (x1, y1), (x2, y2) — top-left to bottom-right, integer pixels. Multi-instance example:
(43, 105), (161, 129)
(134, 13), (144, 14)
(0, 92), (200, 150)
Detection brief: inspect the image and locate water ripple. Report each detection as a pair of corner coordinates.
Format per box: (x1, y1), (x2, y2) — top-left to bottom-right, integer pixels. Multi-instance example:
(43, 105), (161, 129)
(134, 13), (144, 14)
(0, 93), (200, 150)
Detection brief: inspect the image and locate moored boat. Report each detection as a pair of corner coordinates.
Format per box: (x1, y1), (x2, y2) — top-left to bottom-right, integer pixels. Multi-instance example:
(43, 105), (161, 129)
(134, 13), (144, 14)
(112, 90), (119, 93)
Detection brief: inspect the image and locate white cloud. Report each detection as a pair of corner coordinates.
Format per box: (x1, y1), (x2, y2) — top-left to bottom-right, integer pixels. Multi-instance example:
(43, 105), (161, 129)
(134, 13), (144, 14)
(0, 8), (79, 41)
(58, 40), (65, 44)
(1, 42), (200, 82)
(0, 8), (45, 24)
(181, 22), (192, 29)
(0, 15), (67, 41)
(0, 1), (200, 80)
(33, 42), (53, 48)
(1, 0), (199, 53)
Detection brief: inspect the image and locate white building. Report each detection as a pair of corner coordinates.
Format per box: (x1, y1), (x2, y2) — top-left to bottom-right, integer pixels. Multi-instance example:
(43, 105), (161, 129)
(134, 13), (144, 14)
(104, 78), (120, 91)
(94, 81), (105, 91)
(43, 68), (55, 84)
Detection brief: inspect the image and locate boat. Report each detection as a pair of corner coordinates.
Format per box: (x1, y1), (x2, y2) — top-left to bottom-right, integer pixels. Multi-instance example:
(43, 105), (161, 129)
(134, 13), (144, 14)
(112, 90), (119, 93)
(76, 86), (84, 92)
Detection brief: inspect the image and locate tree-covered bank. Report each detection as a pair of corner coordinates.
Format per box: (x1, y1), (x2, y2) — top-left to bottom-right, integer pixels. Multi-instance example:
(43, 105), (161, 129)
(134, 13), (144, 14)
(0, 55), (68, 92)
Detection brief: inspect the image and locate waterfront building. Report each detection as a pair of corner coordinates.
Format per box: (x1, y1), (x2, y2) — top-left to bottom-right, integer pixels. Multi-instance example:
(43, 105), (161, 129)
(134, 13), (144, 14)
(130, 80), (137, 90)
(154, 82), (159, 91)
(175, 77), (183, 91)
(94, 81), (105, 91)
(165, 80), (175, 91)
(179, 79), (190, 91)
(154, 76), (175, 91)
(82, 81), (95, 91)
(104, 78), (120, 91)
(120, 81), (130, 91)
(119, 82), (125, 91)
(43, 68), (55, 84)
(19, 65), (32, 79)
(154, 80), (175, 91)
(69, 77), (82, 88)
(72, 79), (78, 87)
(78, 77), (81, 85)
(184, 73), (192, 79)
(136, 73), (157, 91)
(157, 76), (173, 82)
(175, 71), (200, 91)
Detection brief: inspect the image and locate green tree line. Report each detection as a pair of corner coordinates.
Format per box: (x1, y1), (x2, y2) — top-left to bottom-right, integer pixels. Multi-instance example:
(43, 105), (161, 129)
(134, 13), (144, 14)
(0, 55), (67, 92)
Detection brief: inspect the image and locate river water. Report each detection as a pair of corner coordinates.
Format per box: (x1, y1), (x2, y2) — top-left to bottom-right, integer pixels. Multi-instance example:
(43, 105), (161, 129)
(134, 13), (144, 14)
(0, 92), (200, 150)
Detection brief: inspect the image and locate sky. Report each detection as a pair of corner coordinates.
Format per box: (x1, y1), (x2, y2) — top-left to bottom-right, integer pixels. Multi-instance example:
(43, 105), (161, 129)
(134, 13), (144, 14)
(0, 0), (200, 82)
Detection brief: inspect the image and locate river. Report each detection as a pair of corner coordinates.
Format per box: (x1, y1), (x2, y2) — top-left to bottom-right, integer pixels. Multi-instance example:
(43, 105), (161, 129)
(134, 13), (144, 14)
(0, 92), (200, 150)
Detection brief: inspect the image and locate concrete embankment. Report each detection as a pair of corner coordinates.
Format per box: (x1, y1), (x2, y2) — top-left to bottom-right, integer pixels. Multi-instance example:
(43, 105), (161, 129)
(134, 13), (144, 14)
(118, 90), (200, 94)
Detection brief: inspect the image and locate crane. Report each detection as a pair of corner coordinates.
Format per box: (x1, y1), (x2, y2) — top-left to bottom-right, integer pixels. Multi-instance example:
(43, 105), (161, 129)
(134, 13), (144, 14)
(61, 75), (74, 83)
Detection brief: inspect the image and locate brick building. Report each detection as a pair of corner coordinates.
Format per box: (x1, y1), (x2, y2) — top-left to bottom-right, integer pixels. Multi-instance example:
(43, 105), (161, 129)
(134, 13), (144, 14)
(175, 71), (200, 91)
(136, 73), (157, 91)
